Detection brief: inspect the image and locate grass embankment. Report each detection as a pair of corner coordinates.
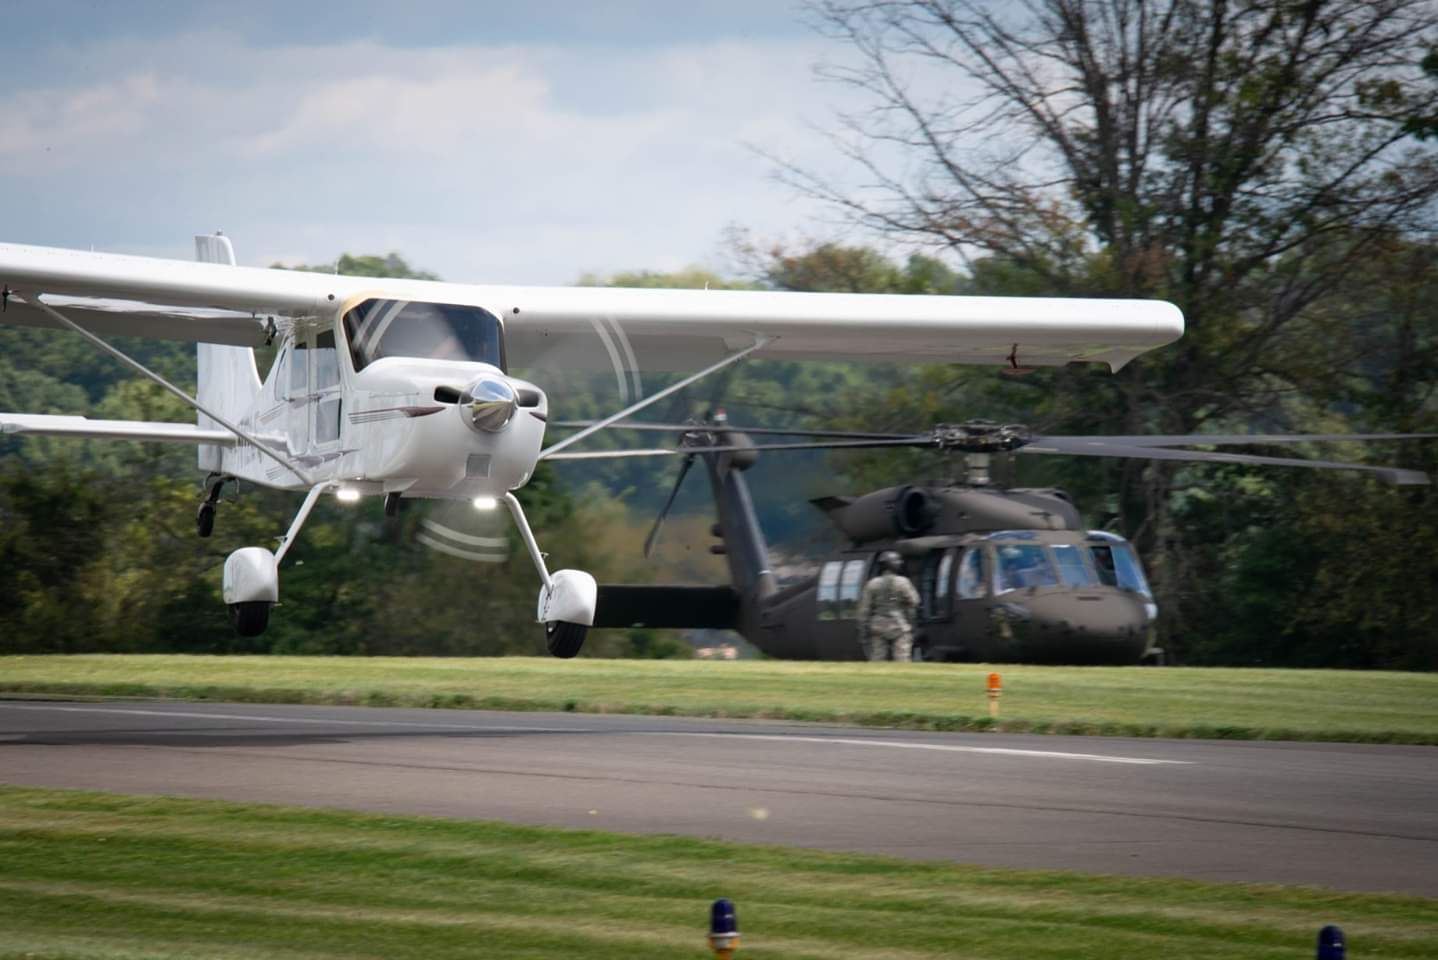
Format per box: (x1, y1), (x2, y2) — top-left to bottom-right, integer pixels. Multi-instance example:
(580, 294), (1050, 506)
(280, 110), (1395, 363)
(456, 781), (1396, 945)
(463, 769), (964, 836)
(3, 654), (1437, 743)
(0, 785), (1433, 960)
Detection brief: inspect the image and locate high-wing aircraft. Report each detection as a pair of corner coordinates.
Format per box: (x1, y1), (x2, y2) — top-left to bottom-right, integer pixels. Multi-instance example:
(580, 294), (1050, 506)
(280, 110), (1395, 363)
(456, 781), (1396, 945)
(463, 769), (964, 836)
(0, 234), (1183, 656)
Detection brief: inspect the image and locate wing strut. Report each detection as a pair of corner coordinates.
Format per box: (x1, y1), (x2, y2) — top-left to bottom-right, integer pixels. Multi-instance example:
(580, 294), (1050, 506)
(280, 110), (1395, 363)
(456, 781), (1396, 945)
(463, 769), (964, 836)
(18, 293), (312, 484)
(538, 336), (772, 460)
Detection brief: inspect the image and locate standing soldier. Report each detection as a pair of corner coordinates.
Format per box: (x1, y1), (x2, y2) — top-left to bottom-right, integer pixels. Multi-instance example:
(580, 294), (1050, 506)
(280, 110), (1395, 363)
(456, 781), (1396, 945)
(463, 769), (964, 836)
(857, 551), (920, 661)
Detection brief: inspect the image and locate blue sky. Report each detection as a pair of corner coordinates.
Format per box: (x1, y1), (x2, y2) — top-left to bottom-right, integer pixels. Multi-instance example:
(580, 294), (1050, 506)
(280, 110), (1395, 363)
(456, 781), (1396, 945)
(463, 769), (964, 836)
(2, 1), (868, 284)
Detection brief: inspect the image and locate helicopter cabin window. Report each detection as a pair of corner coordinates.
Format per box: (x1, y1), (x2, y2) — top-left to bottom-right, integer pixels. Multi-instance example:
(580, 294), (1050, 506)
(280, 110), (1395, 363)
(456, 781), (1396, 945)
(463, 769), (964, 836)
(957, 547), (988, 599)
(1051, 544), (1097, 588)
(836, 559), (868, 619)
(1088, 541), (1153, 598)
(994, 543), (1059, 593)
(344, 299), (505, 372)
(918, 550), (954, 621)
(817, 561), (842, 620)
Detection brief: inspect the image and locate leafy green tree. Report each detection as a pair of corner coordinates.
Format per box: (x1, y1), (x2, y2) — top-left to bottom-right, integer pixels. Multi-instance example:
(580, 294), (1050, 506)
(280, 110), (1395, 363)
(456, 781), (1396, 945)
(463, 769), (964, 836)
(276, 253), (440, 281)
(783, 1), (1438, 661)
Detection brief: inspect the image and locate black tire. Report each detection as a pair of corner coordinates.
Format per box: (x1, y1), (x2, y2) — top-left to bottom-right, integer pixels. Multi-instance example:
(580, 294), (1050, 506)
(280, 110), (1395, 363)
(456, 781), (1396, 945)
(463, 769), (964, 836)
(196, 502), (216, 538)
(545, 621), (587, 658)
(229, 601), (270, 637)
(910, 641), (933, 663)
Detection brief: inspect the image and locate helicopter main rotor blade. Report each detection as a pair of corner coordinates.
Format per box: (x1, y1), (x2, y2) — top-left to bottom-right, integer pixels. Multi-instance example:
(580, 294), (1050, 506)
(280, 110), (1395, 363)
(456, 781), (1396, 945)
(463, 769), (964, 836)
(1045, 432), (1438, 447)
(643, 454), (697, 559)
(543, 437), (928, 461)
(549, 420), (916, 440)
(1020, 437), (1429, 484)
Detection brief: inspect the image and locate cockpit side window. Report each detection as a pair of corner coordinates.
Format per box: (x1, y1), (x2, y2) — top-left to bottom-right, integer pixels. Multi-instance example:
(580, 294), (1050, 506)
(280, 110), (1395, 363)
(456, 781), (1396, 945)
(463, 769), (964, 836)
(1088, 542), (1153, 597)
(995, 543), (1059, 593)
(343, 299), (505, 372)
(290, 336), (310, 398)
(314, 329), (341, 391)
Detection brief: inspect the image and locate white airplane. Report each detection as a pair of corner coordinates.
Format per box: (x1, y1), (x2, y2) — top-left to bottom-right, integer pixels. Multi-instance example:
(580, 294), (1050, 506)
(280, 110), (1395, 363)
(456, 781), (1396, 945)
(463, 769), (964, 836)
(0, 233), (1184, 656)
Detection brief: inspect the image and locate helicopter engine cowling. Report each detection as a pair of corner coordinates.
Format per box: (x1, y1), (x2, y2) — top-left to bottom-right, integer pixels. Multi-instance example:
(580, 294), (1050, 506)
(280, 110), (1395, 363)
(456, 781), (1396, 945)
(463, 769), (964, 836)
(824, 485), (939, 542)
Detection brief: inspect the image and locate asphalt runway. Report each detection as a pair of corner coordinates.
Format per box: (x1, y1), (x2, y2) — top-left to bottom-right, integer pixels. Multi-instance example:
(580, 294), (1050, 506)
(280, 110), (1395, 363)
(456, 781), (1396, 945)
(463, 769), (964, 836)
(1, 699), (1434, 896)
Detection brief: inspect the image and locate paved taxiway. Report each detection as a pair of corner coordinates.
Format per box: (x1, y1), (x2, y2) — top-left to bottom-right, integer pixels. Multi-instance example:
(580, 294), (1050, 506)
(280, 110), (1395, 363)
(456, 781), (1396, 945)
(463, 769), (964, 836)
(1, 699), (1434, 895)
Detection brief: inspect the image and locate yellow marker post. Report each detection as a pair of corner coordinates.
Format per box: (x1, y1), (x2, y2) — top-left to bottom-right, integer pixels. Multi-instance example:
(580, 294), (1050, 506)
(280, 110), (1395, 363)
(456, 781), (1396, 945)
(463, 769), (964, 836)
(986, 672), (1002, 719)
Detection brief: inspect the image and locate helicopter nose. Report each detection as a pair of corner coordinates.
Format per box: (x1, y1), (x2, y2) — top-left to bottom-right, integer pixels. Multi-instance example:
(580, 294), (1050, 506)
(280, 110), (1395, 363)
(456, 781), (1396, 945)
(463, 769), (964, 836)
(459, 376), (517, 433)
(1016, 594), (1151, 664)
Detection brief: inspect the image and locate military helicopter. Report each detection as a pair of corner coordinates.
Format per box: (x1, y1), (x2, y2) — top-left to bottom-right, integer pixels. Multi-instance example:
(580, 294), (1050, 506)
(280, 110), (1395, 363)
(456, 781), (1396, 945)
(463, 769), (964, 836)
(577, 417), (1430, 664)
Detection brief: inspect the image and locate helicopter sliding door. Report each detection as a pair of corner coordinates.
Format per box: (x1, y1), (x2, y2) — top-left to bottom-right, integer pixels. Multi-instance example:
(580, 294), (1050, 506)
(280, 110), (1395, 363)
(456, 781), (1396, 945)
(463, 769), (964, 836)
(913, 548), (956, 661)
(947, 545), (993, 661)
(917, 549), (955, 622)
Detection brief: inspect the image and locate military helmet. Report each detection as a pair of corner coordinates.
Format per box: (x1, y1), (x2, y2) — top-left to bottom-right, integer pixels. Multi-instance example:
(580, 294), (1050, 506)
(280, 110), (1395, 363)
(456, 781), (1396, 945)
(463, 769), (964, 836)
(878, 550), (904, 573)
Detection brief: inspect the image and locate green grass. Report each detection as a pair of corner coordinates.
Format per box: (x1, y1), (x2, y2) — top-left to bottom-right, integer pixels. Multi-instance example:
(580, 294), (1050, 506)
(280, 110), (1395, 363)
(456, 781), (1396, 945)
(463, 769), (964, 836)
(0, 784), (1433, 959)
(3, 654), (1438, 743)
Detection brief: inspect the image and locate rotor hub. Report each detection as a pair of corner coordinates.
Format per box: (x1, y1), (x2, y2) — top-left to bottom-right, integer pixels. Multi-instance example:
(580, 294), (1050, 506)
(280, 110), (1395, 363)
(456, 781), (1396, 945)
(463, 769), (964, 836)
(932, 420), (1032, 453)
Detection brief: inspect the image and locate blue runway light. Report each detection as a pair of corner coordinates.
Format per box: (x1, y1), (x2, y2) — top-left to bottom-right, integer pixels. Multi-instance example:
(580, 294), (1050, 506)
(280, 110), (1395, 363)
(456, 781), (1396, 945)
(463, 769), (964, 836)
(709, 897), (740, 957)
(1317, 924), (1345, 959)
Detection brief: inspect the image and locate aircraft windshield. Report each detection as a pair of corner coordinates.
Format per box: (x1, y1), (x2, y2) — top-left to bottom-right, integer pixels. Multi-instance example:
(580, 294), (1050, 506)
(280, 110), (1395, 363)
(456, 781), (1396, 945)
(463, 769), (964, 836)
(343, 299), (505, 372)
(1088, 539), (1152, 598)
(995, 544), (1059, 592)
(1051, 543), (1097, 587)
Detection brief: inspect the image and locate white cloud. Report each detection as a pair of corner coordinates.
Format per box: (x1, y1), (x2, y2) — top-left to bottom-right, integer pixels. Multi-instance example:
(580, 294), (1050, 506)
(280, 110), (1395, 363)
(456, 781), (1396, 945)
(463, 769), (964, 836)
(0, 29), (871, 284)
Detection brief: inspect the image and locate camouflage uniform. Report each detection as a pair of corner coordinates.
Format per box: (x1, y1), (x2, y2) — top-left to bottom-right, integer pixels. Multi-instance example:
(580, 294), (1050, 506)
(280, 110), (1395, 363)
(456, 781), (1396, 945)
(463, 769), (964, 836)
(857, 570), (920, 661)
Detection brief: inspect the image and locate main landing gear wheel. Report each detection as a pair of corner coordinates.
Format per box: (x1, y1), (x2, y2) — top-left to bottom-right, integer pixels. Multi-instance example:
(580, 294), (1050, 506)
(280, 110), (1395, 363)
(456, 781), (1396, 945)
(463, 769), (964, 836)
(229, 601), (271, 637)
(545, 621), (588, 658)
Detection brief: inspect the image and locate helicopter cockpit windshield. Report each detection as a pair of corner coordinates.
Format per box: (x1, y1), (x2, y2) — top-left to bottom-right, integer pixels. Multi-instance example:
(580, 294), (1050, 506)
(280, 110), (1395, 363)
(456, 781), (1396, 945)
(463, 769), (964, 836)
(987, 531), (1153, 598)
(343, 299), (505, 372)
(994, 543), (1061, 592)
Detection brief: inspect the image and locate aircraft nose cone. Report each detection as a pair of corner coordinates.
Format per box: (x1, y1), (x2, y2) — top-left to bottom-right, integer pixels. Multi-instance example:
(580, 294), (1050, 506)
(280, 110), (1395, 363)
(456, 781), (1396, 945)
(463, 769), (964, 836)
(461, 377), (517, 432)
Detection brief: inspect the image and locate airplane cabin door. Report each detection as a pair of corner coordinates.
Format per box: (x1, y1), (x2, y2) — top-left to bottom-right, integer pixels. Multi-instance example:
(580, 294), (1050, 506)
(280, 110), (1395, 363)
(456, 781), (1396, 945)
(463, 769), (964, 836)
(287, 335), (311, 455)
(310, 329), (343, 452)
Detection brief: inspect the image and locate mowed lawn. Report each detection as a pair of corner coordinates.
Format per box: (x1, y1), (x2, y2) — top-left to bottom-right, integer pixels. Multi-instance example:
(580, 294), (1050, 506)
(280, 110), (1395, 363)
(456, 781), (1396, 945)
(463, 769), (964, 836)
(2, 654), (1437, 742)
(1, 785), (1434, 960)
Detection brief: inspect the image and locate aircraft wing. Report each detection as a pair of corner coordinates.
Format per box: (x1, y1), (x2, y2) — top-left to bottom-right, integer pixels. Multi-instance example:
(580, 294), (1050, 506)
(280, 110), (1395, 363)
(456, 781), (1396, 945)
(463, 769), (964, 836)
(0, 240), (1184, 369)
(0, 413), (241, 445)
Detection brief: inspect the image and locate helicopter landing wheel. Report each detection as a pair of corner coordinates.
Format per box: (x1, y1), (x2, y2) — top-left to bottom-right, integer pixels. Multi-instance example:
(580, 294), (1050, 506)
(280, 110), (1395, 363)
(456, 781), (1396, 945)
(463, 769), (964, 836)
(196, 501), (216, 538)
(229, 601), (270, 637)
(545, 621), (587, 659)
(910, 640), (935, 662)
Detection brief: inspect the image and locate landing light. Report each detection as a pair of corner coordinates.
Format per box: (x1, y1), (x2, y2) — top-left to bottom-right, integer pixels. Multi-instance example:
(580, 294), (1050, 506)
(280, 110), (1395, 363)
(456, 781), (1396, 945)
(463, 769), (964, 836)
(335, 487), (361, 503)
(473, 496), (499, 511)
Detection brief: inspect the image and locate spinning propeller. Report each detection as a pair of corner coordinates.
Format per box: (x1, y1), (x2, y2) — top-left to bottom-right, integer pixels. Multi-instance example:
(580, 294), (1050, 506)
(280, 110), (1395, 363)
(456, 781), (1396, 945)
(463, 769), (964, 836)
(414, 496), (510, 563)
